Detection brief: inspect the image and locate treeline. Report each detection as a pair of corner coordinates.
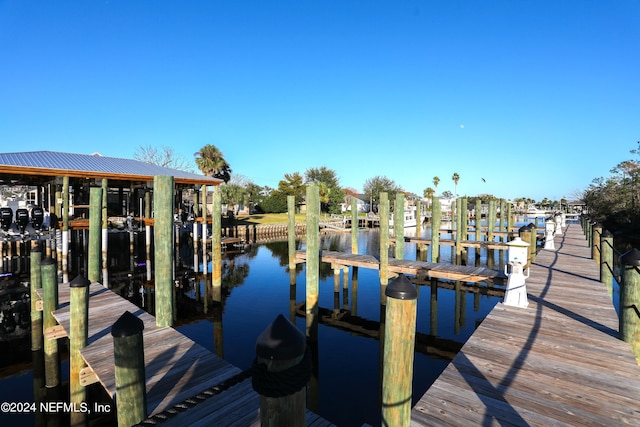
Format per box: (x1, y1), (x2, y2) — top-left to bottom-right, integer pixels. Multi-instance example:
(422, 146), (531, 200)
(583, 143), (640, 229)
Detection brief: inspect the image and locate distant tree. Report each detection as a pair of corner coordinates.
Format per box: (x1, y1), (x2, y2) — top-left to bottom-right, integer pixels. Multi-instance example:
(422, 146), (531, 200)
(277, 172), (306, 205)
(304, 166), (345, 214)
(432, 176), (440, 192)
(194, 144), (232, 182)
(134, 145), (194, 172)
(452, 172), (460, 197)
(423, 187), (435, 208)
(363, 175), (401, 211)
(441, 190), (454, 199)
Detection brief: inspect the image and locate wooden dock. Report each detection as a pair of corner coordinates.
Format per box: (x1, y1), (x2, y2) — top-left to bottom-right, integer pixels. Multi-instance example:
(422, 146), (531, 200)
(47, 283), (334, 426)
(411, 223), (640, 426)
(295, 249), (506, 284)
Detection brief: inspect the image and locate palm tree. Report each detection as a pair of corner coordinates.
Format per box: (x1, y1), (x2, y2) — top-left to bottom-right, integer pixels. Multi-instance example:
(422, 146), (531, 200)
(452, 172), (460, 197)
(194, 144), (232, 183)
(432, 176), (440, 193)
(423, 187), (435, 209)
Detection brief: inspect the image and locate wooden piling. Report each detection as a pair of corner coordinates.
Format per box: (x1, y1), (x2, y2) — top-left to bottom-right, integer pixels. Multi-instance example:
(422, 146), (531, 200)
(431, 195), (441, 262)
(41, 256), (60, 388)
(89, 187), (103, 283)
(30, 246), (43, 351)
(252, 314), (310, 427)
(212, 186), (222, 299)
(620, 249), (640, 364)
(600, 229), (614, 297)
(519, 226), (532, 268)
(69, 275), (90, 426)
(351, 198), (358, 254)
(102, 178), (109, 287)
(455, 197), (462, 259)
(306, 184), (320, 341)
(394, 193), (404, 260)
(112, 311), (147, 426)
(62, 176), (70, 283)
(379, 192), (389, 286)
(381, 274), (417, 426)
(154, 175), (175, 328)
(474, 199), (482, 245)
(592, 223), (603, 265)
(416, 200), (422, 237)
(288, 195), (296, 270)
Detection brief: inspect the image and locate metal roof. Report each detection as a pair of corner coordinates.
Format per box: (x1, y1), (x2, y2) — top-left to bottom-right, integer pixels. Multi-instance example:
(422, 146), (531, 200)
(0, 151), (222, 186)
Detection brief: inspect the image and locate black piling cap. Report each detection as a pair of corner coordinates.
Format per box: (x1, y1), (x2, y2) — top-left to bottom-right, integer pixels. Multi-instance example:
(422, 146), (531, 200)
(69, 275), (90, 288)
(255, 314), (305, 360)
(111, 311), (144, 337)
(621, 248), (640, 267)
(41, 256), (55, 266)
(602, 229), (613, 238)
(31, 245), (42, 253)
(385, 273), (418, 300)
(519, 225), (530, 233)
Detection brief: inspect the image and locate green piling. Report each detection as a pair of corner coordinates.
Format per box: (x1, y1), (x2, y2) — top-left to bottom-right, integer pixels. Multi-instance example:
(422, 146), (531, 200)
(431, 195), (441, 262)
(89, 187), (103, 283)
(112, 311), (147, 426)
(381, 274), (417, 426)
(351, 198), (358, 254)
(394, 193), (404, 260)
(153, 175), (174, 328)
(41, 256), (59, 388)
(620, 249), (640, 364)
(306, 184), (320, 341)
(70, 275), (90, 427)
(30, 246), (43, 351)
(600, 229), (614, 297)
(288, 195), (296, 270)
(379, 193), (389, 286)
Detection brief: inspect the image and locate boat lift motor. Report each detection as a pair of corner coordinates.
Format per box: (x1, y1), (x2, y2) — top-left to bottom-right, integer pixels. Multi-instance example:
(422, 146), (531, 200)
(31, 206), (44, 231)
(503, 237), (530, 308)
(15, 208), (29, 233)
(0, 207), (12, 232)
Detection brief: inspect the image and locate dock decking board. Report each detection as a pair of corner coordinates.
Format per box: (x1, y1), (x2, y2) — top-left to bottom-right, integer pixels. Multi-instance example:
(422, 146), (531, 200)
(49, 283), (334, 425)
(295, 249), (505, 283)
(410, 224), (640, 426)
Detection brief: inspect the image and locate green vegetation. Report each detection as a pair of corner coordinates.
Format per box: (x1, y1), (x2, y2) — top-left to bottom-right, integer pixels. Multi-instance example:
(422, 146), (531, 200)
(584, 142), (640, 229)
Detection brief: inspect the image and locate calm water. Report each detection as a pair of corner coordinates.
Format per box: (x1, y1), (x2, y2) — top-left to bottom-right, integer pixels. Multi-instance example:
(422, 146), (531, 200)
(1, 223), (518, 426)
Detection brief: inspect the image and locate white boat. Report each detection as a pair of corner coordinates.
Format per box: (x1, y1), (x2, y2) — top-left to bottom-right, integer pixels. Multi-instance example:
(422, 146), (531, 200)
(390, 206), (424, 228)
(525, 204), (548, 216)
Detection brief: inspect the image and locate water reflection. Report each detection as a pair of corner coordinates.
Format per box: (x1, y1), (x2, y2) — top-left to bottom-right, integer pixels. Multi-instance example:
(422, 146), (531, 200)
(0, 225), (509, 427)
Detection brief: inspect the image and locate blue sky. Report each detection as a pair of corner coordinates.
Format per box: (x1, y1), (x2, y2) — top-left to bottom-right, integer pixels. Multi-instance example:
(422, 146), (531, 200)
(1, 1), (638, 202)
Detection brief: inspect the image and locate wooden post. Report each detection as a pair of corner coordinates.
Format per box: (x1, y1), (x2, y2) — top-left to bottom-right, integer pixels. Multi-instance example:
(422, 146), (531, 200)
(620, 248), (640, 364)
(455, 197), (463, 260)
(212, 186), (222, 300)
(69, 275), (90, 426)
(306, 184), (319, 341)
(351, 198), (358, 254)
(379, 192), (389, 286)
(153, 175), (174, 327)
(381, 274), (417, 426)
(431, 195), (441, 263)
(394, 193), (404, 260)
(112, 311), (147, 426)
(528, 222), (537, 263)
(41, 256), (60, 388)
(101, 178), (109, 287)
(201, 184), (208, 279)
(592, 223), (602, 265)
(30, 245), (43, 351)
(518, 226), (532, 268)
(89, 187), (103, 283)
(288, 195), (296, 270)
(474, 199), (482, 245)
(600, 229), (614, 297)
(62, 176), (70, 283)
(415, 200), (422, 237)
(252, 314), (310, 427)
